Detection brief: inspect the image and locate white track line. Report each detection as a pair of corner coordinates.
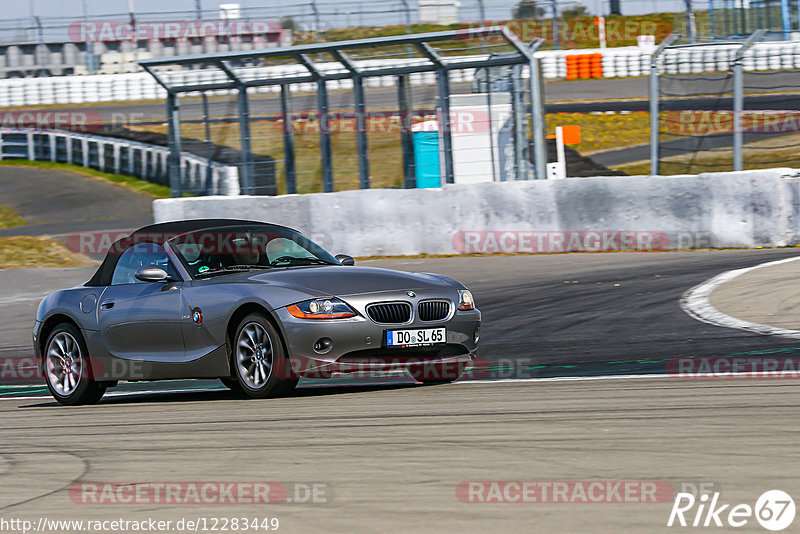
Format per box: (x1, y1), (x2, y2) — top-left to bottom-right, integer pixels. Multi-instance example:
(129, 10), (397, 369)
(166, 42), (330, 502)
(681, 255), (800, 339)
(458, 374), (672, 383)
(4, 371), (800, 401)
(0, 292), (51, 305)
(0, 387), (228, 401)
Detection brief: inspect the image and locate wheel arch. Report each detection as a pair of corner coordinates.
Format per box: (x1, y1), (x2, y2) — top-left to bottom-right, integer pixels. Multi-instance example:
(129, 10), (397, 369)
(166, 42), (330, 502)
(225, 302), (291, 375)
(38, 313), (82, 360)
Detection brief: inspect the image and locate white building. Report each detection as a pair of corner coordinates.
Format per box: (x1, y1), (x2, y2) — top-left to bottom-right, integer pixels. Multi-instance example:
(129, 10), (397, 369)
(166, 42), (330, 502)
(418, 0), (461, 25)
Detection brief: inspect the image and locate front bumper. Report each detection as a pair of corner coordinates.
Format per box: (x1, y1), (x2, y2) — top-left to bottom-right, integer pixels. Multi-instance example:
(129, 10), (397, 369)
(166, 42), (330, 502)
(274, 295), (481, 378)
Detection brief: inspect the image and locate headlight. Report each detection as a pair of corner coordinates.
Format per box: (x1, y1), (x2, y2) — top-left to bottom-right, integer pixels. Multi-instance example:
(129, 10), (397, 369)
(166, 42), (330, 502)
(457, 289), (475, 311)
(287, 298), (357, 320)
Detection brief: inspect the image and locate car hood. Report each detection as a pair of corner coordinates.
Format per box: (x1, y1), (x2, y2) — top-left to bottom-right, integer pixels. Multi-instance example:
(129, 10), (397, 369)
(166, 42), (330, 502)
(243, 265), (458, 296)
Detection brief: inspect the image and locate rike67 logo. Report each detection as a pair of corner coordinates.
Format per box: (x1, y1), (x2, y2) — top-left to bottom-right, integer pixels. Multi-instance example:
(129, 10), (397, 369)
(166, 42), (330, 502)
(668, 490), (795, 531)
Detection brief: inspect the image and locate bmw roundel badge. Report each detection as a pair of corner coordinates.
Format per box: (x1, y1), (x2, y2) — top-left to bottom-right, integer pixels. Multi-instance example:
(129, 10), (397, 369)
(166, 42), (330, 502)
(192, 309), (203, 324)
(406, 291), (416, 298)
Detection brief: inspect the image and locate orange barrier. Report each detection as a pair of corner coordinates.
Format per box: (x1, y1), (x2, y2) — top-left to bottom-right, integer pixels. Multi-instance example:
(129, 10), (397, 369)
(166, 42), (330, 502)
(566, 55), (579, 80)
(565, 53), (603, 80)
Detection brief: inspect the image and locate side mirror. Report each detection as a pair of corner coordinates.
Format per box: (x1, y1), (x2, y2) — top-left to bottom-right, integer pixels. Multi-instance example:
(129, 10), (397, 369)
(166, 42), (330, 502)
(335, 254), (355, 266)
(135, 266), (170, 282)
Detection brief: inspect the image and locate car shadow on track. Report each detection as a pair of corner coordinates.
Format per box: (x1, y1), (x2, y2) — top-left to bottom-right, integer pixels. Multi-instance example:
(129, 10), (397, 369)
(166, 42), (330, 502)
(19, 382), (424, 407)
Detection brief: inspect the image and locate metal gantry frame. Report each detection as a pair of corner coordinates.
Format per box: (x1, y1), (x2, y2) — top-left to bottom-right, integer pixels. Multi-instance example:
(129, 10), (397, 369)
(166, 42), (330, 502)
(649, 31), (767, 175)
(732, 29), (766, 171)
(140, 27), (546, 197)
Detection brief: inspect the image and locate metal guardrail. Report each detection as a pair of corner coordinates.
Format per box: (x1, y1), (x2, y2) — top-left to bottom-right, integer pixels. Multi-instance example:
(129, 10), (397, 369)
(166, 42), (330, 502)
(0, 129), (240, 196)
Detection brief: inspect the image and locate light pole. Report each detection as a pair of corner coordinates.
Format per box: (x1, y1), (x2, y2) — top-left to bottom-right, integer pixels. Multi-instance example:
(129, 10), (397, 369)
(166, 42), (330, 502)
(83, 0), (96, 75)
(195, 0), (202, 20)
(399, 0), (413, 56)
(685, 0), (696, 43)
(311, 1), (321, 42)
(129, 0), (138, 69)
(551, 0), (559, 50)
(476, 0), (487, 54)
(399, 0), (412, 34)
(28, 0), (35, 42)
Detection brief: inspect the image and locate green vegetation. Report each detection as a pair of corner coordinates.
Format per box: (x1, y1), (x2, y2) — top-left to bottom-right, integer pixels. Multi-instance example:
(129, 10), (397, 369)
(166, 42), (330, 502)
(547, 111), (651, 154)
(0, 205), (26, 229)
(132, 111), (654, 193)
(613, 132), (800, 175)
(0, 236), (94, 269)
(289, 12), (678, 52)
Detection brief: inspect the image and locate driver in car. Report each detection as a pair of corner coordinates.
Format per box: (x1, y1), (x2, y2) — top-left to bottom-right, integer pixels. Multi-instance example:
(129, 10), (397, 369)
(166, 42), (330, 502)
(231, 235), (262, 266)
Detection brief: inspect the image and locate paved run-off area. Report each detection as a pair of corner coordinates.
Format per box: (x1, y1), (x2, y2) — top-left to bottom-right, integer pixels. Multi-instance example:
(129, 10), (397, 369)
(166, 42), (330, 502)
(2, 377), (799, 533)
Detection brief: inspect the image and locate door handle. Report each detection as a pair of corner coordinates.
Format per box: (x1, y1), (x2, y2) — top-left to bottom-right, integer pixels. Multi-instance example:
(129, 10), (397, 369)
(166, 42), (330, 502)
(100, 300), (115, 310)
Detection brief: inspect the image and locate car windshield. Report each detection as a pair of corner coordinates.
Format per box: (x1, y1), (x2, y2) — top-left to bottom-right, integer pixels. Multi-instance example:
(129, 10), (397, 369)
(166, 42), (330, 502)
(167, 225), (339, 278)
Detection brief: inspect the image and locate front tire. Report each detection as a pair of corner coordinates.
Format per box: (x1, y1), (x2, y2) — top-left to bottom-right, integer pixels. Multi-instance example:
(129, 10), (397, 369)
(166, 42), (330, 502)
(44, 323), (106, 405)
(231, 314), (297, 398)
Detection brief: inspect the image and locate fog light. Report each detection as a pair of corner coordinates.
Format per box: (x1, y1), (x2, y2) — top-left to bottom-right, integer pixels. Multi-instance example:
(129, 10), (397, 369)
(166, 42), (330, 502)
(474, 327), (480, 344)
(313, 337), (333, 354)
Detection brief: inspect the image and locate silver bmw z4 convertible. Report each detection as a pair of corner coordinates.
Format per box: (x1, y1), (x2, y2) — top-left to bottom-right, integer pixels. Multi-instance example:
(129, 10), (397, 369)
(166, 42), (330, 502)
(34, 219), (481, 405)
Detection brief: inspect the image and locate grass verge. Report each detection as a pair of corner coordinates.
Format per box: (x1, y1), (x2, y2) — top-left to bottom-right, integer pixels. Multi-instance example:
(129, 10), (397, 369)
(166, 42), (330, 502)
(612, 132), (800, 175)
(0, 236), (95, 269)
(0, 160), (172, 198)
(132, 111), (653, 194)
(547, 111), (651, 154)
(0, 205), (26, 229)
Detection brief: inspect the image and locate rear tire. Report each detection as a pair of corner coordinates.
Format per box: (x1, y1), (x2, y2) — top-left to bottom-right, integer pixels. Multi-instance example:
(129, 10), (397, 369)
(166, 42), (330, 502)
(231, 313), (298, 398)
(43, 323), (106, 405)
(409, 361), (468, 384)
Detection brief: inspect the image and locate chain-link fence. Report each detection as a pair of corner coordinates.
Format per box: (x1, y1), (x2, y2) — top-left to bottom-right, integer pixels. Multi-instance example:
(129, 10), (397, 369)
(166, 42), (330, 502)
(138, 27), (548, 197)
(708, 0), (799, 37)
(0, 2), (493, 44)
(650, 32), (800, 175)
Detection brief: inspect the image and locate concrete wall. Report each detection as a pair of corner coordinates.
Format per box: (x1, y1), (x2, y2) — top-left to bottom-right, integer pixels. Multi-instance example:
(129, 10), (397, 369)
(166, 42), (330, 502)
(153, 168), (800, 257)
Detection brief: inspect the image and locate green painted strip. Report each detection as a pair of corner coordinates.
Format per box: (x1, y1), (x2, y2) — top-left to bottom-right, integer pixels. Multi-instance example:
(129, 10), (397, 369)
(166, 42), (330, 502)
(0, 388), (48, 396)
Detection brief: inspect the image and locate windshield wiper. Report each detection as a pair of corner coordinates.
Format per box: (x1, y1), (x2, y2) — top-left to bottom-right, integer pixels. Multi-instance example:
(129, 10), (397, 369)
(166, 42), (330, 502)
(196, 265), (272, 278)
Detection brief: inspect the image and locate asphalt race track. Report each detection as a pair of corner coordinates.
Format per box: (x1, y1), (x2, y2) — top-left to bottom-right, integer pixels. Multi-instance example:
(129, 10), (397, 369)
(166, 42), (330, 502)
(4, 248), (800, 379)
(0, 167), (153, 239)
(3, 249), (800, 532)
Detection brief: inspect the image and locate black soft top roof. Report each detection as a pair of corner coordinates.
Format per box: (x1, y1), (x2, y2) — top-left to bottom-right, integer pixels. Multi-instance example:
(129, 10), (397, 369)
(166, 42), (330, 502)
(86, 219), (288, 287)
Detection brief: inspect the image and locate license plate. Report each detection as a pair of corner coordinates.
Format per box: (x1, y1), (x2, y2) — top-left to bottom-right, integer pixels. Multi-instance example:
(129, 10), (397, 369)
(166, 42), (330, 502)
(386, 327), (446, 347)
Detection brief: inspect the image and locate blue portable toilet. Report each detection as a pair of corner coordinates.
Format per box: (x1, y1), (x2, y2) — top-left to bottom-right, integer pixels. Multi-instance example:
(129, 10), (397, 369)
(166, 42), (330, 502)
(412, 129), (441, 188)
